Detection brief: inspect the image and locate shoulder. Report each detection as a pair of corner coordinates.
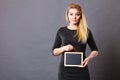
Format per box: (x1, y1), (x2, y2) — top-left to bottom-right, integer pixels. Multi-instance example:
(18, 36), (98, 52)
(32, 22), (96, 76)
(57, 26), (67, 32)
(87, 28), (91, 33)
(87, 28), (92, 34)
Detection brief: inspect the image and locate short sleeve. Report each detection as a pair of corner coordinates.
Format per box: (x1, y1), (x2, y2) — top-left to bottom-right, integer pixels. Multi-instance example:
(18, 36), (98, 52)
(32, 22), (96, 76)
(87, 30), (98, 51)
(52, 28), (62, 51)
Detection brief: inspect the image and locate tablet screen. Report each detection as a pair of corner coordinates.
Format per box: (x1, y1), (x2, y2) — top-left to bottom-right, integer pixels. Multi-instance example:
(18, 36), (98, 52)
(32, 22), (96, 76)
(64, 52), (83, 67)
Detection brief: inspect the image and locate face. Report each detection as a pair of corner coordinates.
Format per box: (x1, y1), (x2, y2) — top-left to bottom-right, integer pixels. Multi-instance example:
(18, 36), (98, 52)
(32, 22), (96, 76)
(68, 8), (81, 25)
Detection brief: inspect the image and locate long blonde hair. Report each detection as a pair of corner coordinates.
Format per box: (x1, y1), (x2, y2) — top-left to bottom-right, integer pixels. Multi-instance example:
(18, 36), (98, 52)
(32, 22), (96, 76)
(66, 3), (88, 43)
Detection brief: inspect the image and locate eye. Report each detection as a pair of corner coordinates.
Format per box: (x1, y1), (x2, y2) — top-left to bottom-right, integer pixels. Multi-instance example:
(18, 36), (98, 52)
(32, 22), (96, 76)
(76, 13), (80, 16)
(70, 13), (73, 16)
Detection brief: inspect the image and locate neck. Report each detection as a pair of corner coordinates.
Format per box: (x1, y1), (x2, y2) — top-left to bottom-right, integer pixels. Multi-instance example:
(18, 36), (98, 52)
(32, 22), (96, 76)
(68, 24), (78, 30)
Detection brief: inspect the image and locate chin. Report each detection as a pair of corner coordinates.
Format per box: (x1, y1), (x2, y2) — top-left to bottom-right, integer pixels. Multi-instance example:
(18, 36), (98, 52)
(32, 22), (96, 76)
(72, 22), (78, 25)
(71, 21), (78, 25)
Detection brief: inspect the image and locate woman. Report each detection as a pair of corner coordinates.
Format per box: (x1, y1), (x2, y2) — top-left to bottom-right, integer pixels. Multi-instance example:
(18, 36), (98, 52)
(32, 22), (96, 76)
(52, 3), (98, 80)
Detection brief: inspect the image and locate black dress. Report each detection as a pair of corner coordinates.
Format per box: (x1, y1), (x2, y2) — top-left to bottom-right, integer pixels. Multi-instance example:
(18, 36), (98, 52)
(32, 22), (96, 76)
(52, 27), (98, 80)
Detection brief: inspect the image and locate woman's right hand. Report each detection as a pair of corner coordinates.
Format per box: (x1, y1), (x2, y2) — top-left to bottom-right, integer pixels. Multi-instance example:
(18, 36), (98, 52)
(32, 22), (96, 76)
(63, 44), (74, 51)
(53, 44), (74, 56)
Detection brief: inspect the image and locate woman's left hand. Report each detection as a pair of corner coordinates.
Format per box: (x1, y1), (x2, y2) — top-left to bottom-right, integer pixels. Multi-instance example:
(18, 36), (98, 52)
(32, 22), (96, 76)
(81, 51), (98, 68)
(82, 57), (91, 67)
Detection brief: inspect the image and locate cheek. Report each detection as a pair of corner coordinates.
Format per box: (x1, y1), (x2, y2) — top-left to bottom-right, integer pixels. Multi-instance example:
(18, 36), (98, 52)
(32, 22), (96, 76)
(68, 16), (72, 21)
(68, 15), (72, 18)
(77, 16), (81, 20)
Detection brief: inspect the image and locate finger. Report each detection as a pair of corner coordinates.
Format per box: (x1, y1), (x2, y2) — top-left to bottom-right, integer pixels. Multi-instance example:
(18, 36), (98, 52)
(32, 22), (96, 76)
(82, 62), (86, 67)
(82, 63), (87, 67)
(82, 60), (88, 67)
(82, 59), (87, 64)
(83, 62), (87, 67)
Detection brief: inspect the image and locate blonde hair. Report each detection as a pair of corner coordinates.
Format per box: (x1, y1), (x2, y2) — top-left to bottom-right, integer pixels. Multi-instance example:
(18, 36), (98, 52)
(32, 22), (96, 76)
(66, 3), (88, 43)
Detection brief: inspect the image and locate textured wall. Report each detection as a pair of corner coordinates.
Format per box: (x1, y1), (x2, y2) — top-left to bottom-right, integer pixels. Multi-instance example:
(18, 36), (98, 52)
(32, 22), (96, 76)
(0, 0), (120, 80)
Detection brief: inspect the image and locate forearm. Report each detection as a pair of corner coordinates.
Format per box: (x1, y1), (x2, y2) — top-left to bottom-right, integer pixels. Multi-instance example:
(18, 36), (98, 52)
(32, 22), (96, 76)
(53, 44), (74, 56)
(53, 46), (66, 56)
(87, 50), (98, 59)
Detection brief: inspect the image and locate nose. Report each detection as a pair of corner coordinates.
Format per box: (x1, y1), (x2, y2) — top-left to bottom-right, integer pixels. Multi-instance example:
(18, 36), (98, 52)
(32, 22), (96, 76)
(73, 14), (76, 19)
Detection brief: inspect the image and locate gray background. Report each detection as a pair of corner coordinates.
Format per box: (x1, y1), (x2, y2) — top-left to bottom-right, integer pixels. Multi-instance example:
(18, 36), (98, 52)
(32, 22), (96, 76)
(0, 0), (120, 80)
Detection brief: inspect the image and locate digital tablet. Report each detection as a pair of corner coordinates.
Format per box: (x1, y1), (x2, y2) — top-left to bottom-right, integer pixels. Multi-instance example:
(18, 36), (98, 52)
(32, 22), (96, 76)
(64, 52), (83, 67)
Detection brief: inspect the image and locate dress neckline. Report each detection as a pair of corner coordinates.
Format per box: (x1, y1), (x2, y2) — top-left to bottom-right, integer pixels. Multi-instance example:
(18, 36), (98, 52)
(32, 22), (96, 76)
(65, 26), (77, 31)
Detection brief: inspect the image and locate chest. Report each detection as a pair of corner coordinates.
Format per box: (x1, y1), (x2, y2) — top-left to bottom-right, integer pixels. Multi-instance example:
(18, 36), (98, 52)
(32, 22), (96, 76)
(59, 31), (86, 49)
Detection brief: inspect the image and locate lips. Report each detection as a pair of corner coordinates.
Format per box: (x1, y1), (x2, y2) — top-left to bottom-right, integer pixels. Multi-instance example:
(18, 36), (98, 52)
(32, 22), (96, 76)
(72, 20), (77, 22)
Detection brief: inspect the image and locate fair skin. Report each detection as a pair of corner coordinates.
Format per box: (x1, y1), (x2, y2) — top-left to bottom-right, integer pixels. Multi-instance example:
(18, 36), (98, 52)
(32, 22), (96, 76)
(53, 8), (98, 67)
(67, 8), (81, 29)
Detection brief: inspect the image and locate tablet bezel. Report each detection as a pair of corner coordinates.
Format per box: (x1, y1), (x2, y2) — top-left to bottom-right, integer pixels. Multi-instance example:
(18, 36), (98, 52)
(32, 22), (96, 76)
(64, 52), (83, 67)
